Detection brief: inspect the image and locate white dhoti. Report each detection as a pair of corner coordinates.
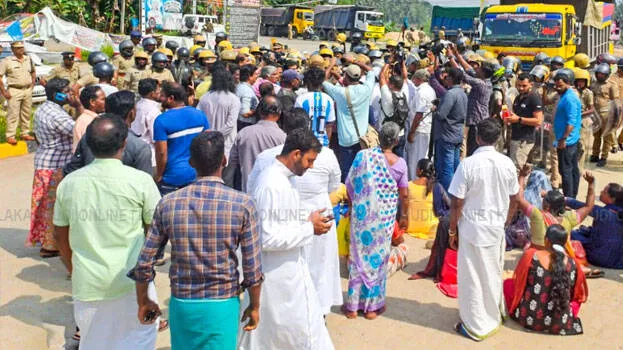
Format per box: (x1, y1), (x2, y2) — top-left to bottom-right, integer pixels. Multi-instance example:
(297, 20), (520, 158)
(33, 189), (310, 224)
(405, 132), (430, 180)
(74, 282), (158, 350)
(457, 236), (506, 339)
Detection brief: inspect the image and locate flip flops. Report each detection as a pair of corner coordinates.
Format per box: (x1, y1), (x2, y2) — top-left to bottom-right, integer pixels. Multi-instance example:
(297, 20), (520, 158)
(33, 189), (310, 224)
(585, 269), (605, 279)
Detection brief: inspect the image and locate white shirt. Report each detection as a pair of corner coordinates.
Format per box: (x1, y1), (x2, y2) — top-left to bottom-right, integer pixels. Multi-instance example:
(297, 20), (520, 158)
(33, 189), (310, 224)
(409, 82), (436, 134)
(95, 83), (119, 97)
(131, 98), (161, 167)
(448, 146), (519, 246)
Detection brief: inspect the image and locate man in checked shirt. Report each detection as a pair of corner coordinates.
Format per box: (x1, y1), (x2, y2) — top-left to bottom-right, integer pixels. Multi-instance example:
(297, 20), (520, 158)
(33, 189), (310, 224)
(129, 131), (263, 350)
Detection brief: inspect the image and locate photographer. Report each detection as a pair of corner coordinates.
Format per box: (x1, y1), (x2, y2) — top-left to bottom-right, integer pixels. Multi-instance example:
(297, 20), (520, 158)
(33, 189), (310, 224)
(379, 62), (410, 156)
(448, 45), (494, 156)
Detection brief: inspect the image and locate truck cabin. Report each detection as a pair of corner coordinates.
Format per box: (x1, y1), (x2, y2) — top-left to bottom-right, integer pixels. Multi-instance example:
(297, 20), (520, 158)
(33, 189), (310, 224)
(355, 11), (384, 29)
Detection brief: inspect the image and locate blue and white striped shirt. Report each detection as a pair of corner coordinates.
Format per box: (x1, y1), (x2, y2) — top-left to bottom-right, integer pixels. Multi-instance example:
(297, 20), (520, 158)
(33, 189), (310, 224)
(295, 91), (336, 147)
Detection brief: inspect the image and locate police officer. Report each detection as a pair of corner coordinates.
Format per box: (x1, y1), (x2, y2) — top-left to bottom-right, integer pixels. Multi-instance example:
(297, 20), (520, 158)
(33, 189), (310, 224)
(590, 62), (619, 167)
(165, 41), (179, 55)
(614, 58), (623, 151)
(72, 51), (107, 96)
(0, 41), (36, 144)
(44, 51), (81, 86)
(93, 62), (117, 96)
(350, 31), (362, 52)
(113, 40), (135, 87)
(152, 33), (163, 49)
(123, 51), (150, 92)
(214, 32), (228, 49)
(130, 30), (142, 47)
(140, 52), (175, 83)
(142, 37), (157, 56)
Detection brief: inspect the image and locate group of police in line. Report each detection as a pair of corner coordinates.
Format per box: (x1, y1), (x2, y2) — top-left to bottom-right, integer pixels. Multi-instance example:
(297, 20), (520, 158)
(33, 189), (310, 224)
(2, 29), (622, 167)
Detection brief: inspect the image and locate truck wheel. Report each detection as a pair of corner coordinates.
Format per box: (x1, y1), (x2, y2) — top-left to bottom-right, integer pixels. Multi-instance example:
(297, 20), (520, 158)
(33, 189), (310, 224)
(317, 29), (326, 40)
(267, 26), (275, 37)
(328, 29), (337, 42)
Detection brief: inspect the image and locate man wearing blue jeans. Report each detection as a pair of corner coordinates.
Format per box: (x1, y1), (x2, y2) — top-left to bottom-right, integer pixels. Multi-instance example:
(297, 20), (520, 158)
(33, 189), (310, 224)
(553, 70), (582, 198)
(433, 68), (468, 190)
(322, 57), (375, 181)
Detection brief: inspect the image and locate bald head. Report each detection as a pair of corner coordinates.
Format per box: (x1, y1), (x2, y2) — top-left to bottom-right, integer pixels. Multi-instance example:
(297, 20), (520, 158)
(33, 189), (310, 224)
(85, 114), (128, 158)
(257, 95), (281, 121)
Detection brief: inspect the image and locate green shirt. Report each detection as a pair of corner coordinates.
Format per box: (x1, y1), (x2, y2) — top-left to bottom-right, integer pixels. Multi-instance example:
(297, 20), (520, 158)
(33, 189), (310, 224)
(527, 205), (579, 246)
(54, 158), (161, 301)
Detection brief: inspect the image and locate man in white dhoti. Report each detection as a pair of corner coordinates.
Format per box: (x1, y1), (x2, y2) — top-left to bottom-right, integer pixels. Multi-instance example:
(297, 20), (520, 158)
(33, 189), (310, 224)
(53, 117), (161, 349)
(239, 129), (335, 350)
(447, 118), (519, 341)
(405, 69), (435, 180)
(247, 122), (343, 316)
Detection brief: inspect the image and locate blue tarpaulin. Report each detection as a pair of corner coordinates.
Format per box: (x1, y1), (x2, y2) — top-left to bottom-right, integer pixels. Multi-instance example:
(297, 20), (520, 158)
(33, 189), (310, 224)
(6, 20), (23, 40)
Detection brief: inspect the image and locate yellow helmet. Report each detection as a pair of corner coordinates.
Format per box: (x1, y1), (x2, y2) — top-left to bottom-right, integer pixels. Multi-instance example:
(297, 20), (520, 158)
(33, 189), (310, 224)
(193, 35), (206, 44)
(198, 50), (217, 59)
(573, 68), (590, 86)
(573, 53), (590, 69)
(308, 54), (326, 68)
(336, 33), (347, 43)
(190, 44), (202, 56)
(247, 55), (257, 65)
(134, 51), (149, 59)
(320, 41), (330, 48)
(218, 40), (233, 51)
(319, 48), (334, 57)
(386, 39), (398, 47)
(157, 48), (173, 57)
(238, 47), (250, 55)
(482, 51), (495, 60)
(368, 42), (378, 51)
(272, 41), (283, 50)
(249, 45), (261, 54)
(355, 54), (370, 65)
(220, 49), (237, 61)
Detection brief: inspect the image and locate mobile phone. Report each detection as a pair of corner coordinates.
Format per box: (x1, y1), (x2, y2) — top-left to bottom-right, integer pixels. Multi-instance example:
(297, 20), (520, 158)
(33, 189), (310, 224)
(144, 309), (160, 323)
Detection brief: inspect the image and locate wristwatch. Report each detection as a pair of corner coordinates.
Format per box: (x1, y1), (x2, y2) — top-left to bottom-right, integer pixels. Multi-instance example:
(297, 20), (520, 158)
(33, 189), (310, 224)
(449, 229), (457, 237)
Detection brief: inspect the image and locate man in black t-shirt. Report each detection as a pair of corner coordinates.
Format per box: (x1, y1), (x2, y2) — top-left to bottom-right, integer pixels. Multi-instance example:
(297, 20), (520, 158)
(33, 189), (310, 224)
(506, 73), (544, 168)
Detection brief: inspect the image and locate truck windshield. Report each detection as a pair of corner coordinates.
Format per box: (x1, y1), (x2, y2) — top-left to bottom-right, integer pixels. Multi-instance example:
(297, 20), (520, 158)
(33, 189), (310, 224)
(366, 13), (383, 27)
(303, 12), (313, 21)
(482, 13), (562, 44)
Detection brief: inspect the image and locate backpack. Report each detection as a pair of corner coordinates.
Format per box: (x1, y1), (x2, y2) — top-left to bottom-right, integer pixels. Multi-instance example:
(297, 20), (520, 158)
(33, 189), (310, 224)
(383, 91), (409, 129)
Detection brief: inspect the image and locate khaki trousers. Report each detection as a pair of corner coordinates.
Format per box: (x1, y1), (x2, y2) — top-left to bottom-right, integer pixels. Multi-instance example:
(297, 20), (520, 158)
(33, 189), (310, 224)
(509, 140), (533, 169)
(5, 86), (33, 138)
(578, 119), (593, 173)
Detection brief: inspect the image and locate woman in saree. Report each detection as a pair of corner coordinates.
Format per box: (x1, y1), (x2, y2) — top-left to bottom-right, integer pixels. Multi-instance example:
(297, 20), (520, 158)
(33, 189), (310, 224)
(343, 122), (409, 320)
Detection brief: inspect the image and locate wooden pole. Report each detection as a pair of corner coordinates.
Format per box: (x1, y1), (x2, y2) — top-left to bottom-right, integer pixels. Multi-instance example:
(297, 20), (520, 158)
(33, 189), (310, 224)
(120, 0), (126, 34)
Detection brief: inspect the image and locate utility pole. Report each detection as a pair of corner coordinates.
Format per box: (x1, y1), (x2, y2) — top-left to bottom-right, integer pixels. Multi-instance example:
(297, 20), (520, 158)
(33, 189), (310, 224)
(193, 0), (197, 14)
(120, 0), (126, 34)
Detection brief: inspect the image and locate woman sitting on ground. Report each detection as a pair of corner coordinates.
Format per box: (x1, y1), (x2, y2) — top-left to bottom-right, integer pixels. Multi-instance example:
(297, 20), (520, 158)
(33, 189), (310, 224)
(505, 224), (588, 335)
(406, 159), (442, 239)
(569, 182), (623, 269)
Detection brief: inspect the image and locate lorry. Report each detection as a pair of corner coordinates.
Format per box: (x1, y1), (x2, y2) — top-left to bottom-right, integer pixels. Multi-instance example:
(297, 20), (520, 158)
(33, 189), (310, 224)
(479, 0), (615, 70)
(260, 6), (314, 39)
(431, 6), (480, 41)
(313, 5), (385, 41)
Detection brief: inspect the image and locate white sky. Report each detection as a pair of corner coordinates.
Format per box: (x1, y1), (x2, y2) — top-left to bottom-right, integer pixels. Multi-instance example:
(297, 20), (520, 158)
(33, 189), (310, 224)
(426, 0), (500, 7)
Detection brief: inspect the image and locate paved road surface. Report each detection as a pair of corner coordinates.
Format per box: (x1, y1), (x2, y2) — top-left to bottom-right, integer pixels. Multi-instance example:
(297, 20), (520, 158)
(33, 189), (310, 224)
(1, 150), (622, 349)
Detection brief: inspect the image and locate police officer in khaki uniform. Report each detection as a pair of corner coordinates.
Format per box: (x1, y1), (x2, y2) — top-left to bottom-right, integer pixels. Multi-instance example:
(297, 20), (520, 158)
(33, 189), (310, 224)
(139, 52), (175, 83)
(72, 51), (108, 96)
(0, 41), (36, 145)
(123, 51), (150, 93)
(44, 52), (81, 85)
(113, 40), (135, 88)
(613, 58), (623, 151)
(590, 62), (619, 167)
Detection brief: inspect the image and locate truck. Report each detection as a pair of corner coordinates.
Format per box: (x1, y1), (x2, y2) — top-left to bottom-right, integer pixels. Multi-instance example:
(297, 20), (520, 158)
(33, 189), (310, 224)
(313, 5), (385, 41)
(431, 6), (480, 41)
(260, 6), (314, 39)
(479, 0), (615, 70)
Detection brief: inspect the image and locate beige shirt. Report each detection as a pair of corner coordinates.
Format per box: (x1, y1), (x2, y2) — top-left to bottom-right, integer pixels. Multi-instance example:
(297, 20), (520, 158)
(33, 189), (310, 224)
(73, 109), (99, 151)
(139, 68), (175, 84)
(47, 64), (81, 85)
(591, 80), (619, 112)
(77, 72), (98, 87)
(112, 55), (135, 87)
(0, 55), (34, 87)
(122, 66), (146, 92)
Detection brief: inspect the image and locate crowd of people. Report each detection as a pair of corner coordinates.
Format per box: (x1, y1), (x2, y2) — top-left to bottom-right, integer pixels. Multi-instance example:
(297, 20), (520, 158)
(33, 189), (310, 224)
(3, 27), (623, 349)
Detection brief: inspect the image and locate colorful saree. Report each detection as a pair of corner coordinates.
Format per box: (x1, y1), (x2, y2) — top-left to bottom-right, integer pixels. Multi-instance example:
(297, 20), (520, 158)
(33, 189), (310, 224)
(27, 169), (63, 251)
(344, 147), (399, 313)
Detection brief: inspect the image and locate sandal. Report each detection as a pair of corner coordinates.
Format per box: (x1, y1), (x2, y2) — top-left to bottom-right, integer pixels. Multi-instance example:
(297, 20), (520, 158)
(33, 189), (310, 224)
(408, 272), (428, 280)
(158, 319), (169, 332)
(454, 322), (480, 342)
(585, 269), (605, 279)
(341, 306), (357, 319)
(72, 327), (80, 341)
(39, 248), (60, 258)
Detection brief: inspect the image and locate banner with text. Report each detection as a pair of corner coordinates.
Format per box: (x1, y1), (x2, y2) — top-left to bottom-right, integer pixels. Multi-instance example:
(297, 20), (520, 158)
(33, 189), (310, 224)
(225, 0), (260, 47)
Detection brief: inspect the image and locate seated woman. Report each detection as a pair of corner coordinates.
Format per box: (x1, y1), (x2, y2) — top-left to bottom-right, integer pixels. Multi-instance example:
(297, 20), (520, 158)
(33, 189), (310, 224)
(343, 122), (409, 320)
(506, 168), (552, 249)
(517, 165), (594, 252)
(387, 224), (408, 277)
(505, 224), (588, 335)
(569, 183), (623, 269)
(406, 159), (440, 239)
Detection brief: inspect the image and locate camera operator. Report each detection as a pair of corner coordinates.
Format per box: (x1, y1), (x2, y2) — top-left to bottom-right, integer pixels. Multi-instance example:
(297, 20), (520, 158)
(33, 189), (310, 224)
(379, 62), (410, 156)
(447, 44), (494, 156)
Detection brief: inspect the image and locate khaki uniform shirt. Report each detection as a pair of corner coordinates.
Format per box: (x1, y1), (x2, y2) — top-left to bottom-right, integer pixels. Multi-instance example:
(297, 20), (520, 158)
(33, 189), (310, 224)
(123, 66), (147, 92)
(542, 87), (559, 123)
(140, 68), (175, 84)
(113, 55), (135, 87)
(77, 72), (98, 87)
(46, 64), (81, 85)
(0, 55), (34, 87)
(610, 73), (623, 102)
(591, 80), (618, 113)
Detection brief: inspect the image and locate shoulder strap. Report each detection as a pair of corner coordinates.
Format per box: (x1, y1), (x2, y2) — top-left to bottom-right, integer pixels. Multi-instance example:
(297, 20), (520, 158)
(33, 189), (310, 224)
(345, 87), (362, 139)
